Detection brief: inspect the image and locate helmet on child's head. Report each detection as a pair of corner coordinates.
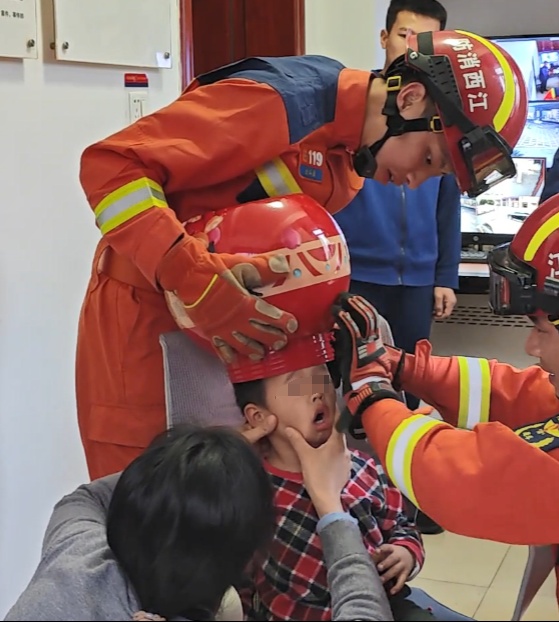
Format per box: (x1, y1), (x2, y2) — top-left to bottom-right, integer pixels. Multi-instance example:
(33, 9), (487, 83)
(165, 193), (351, 382)
(354, 29), (528, 199)
(488, 194), (559, 321)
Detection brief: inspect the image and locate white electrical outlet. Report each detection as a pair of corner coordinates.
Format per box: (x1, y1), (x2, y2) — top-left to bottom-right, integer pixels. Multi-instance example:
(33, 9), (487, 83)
(128, 91), (147, 123)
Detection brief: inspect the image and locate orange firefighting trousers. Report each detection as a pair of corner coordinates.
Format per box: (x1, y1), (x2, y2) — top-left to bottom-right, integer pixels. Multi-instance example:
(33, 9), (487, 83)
(76, 241), (177, 480)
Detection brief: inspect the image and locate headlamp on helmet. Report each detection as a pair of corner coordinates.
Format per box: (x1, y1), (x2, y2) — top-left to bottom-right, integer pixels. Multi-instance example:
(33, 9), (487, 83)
(488, 244), (559, 317)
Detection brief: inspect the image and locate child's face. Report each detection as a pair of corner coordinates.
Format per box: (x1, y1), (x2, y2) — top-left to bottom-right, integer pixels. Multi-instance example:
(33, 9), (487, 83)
(261, 364), (338, 448)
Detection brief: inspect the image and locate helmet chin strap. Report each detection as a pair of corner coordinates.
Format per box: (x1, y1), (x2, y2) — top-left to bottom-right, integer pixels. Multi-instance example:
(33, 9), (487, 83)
(353, 72), (442, 179)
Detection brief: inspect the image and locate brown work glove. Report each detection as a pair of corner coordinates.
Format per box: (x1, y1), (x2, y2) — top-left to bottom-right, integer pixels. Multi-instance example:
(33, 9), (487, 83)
(330, 293), (406, 438)
(158, 233), (298, 363)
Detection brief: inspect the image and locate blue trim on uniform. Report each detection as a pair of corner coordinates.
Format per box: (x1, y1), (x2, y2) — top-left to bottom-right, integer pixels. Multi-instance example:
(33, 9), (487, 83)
(196, 56), (344, 145)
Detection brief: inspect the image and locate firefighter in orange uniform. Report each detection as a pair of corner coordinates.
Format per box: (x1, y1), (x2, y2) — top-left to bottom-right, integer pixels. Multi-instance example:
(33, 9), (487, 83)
(331, 194), (559, 610)
(77, 30), (527, 480)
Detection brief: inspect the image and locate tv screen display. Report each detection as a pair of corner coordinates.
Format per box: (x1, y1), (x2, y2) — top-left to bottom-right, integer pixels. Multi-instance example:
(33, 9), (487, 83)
(490, 34), (559, 166)
(460, 157), (546, 235)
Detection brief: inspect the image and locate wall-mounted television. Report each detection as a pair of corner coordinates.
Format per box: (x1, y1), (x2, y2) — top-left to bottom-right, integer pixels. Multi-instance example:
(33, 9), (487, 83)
(490, 34), (559, 167)
(461, 156), (546, 247)
(459, 34), (558, 251)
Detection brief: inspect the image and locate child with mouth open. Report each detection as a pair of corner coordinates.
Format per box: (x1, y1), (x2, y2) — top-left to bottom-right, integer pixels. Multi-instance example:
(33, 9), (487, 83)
(234, 362), (436, 621)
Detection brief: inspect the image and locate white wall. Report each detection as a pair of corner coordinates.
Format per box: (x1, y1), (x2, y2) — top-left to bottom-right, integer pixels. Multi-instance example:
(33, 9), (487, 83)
(444, 0), (559, 36)
(0, 0), (182, 616)
(305, 0), (389, 70)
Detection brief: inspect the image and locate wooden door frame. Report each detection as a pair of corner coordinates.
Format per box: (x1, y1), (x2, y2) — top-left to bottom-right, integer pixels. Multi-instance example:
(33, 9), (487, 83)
(179, 0), (195, 87)
(292, 0), (306, 55)
(179, 0), (305, 89)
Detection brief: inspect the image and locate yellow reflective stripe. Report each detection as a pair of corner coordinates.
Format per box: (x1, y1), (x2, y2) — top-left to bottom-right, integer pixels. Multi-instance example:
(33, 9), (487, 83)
(94, 178), (168, 235)
(457, 356), (491, 429)
(458, 357), (470, 429)
(274, 157), (303, 193)
(456, 30), (515, 133)
(182, 274), (219, 309)
(386, 414), (444, 507)
(255, 157), (302, 197)
(523, 212), (559, 261)
(479, 358), (491, 424)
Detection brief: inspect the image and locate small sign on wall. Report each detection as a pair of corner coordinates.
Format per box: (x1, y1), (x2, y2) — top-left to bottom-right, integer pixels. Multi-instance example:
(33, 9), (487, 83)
(124, 73), (149, 88)
(0, 0), (38, 59)
(124, 73), (149, 124)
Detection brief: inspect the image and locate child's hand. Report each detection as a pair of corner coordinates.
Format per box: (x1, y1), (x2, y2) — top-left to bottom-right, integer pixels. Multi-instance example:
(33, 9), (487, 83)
(376, 543), (415, 595)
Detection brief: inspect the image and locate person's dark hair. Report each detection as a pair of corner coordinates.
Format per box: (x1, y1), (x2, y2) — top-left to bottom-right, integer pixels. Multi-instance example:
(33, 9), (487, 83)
(386, 0), (447, 32)
(106, 424), (275, 621)
(233, 378), (267, 413)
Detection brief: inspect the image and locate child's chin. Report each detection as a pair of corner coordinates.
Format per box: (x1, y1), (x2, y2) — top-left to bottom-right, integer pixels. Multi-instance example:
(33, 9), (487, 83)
(307, 429), (332, 448)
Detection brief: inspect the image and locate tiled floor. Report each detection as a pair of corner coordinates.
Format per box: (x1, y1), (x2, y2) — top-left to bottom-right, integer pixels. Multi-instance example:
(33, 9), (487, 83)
(409, 532), (558, 620)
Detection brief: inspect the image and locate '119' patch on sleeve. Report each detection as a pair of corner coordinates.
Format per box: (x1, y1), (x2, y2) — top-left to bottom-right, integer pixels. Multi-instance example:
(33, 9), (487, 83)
(299, 147), (324, 182)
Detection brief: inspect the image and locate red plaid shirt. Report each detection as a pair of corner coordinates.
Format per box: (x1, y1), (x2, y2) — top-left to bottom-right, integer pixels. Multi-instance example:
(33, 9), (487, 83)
(242, 449), (424, 621)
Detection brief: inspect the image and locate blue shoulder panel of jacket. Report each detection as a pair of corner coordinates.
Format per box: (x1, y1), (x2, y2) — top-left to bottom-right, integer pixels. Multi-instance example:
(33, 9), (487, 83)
(196, 55), (345, 145)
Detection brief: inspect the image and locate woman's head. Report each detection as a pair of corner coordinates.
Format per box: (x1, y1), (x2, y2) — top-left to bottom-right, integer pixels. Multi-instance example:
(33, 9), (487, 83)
(106, 424), (275, 621)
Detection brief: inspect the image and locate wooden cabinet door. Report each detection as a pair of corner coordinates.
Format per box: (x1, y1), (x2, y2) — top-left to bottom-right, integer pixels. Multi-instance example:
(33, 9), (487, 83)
(180, 0), (305, 85)
(190, 0), (245, 76)
(243, 0), (305, 58)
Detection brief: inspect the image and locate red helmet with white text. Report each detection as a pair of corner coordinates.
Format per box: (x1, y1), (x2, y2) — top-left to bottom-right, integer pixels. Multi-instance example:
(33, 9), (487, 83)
(354, 29), (528, 199)
(165, 194), (351, 382)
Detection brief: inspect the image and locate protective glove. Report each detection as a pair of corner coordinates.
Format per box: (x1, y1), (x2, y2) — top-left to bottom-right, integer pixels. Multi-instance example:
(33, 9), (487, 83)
(331, 293), (406, 390)
(331, 293), (405, 438)
(157, 233), (298, 364)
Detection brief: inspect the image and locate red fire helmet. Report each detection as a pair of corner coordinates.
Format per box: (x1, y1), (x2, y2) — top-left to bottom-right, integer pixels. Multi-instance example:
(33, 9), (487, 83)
(364, 29), (528, 199)
(407, 30), (528, 198)
(165, 194), (351, 382)
(488, 194), (559, 319)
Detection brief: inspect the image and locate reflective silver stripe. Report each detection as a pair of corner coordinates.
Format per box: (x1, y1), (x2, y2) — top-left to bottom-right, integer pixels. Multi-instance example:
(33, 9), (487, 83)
(260, 161), (293, 195)
(93, 178), (168, 235)
(386, 414), (443, 507)
(255, 157), (302, 197)
(458, 357), (491, 429)
(96, 186), (166, 230)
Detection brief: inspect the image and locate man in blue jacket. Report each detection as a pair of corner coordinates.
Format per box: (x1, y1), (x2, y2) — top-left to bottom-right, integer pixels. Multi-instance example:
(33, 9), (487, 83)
(335, 0), (460, 535)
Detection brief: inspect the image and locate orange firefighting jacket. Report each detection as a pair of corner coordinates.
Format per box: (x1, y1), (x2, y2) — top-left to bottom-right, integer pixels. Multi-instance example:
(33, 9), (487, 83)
(79, 56), (369, 286)
(362, 340), (559, 545)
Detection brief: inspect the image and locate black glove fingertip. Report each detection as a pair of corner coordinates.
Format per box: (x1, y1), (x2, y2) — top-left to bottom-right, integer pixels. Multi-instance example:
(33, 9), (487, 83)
(336, 406), (353, 433)
(331, 303), (343, 319)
